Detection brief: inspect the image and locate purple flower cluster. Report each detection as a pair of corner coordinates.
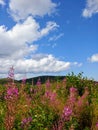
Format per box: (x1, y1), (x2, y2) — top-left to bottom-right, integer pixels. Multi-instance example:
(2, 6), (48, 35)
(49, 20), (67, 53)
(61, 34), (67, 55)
(45, 79), (50, 88)
(45, 91), (56, 101)
(8, 66), (14, 81)
(96, 122), (98, 127)
(62, 106), (72, 121)
(36, 78), (41, 87)
(22, 77), (26, 84)
(21, 117), (32, 127)
(70, 87), (77, 93)
(69, 87), (77, 102)
(5, 87), (18, 99)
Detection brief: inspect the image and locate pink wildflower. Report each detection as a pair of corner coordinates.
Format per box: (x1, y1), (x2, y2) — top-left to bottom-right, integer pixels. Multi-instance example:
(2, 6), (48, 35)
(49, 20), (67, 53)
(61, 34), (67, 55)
(21, 117), (32, 127)
(5, 87), (18, 99)
(45, 91), (56, 101)
(22, 77), (26, 84)
(36, 78), (41, 87)
(70, 87), (77, 93)
(96, 122), (98, 127)
(45, 79), (50, 88)
(62, 106), (72, 121)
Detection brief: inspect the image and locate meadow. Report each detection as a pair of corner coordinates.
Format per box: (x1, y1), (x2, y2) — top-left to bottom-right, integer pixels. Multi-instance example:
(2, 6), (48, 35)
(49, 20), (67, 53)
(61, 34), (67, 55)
(0, 67), (98, 130)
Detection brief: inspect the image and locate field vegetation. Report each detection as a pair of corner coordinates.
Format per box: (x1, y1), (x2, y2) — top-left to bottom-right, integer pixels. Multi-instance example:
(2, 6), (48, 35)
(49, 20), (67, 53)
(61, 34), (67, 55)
(0, 67), (98, 130)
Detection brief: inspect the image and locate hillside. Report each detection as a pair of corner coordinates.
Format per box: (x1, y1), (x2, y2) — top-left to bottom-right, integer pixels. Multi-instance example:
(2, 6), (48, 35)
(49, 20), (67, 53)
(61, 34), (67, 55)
(18, 75), (66, 85)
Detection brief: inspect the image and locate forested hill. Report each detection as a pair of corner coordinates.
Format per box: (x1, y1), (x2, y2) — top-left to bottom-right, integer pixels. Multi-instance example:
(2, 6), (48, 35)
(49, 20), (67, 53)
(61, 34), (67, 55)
(19, 75), (66, 85)
(0, 75), (97, 85)
(0, 78), (18, 85)
(0, 76), (65, 85)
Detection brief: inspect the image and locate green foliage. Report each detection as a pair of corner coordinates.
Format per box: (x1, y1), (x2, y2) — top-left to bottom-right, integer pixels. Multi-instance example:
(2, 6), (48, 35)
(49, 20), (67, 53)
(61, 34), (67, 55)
(66, 72), (94, 96)
(30, 104), (58, 129)
(0, 72), (98, 130)
(0, 101), (6, 130)
(64, 117), (79, 130)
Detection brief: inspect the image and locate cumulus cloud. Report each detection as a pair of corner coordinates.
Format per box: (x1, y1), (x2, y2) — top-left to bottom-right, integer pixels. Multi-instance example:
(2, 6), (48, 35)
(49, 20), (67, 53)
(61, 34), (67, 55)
(0, 54), (70, 74)
(0, 53), (82, 79)
(82, 0), (98, 17)
(88, 53), (98, 62)
(0, 15), (71, 79)
(0, 0), (5, 5)
(0, 16), (58, 59)
(8, 0), (57, 21)
(0, 0), (82, 79)
(15, 54), (71, 73)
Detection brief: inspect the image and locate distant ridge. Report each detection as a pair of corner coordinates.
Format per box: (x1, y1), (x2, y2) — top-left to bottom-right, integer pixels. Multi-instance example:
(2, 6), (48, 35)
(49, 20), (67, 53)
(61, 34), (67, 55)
(0, 78), (18, 85)
(0, 75), (97, 85)
(0, 78), (8, 85)
(0, 76), (66, 85)
(19, 75), (66, 85)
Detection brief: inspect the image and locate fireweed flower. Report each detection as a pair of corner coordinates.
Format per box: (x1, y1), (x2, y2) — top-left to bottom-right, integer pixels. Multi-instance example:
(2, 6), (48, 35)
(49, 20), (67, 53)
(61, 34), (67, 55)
(77, 99), (82, 106)
(69, 97), (76, 103)
(45, 91), (50, 97)
(45, 91), (56, 101)
(5, 87), (18, 99)
(27, 117), (32, 122)
(36, 78), (41, 87)
(96, 122), (98, 127)
(22, 77), (26, 84)
(70, 87), (77, 93)
(69, 87), (77, 106)
(45, 79), (50, 88)
(21, 117), (32, 127)
(69, 87), (77, 99)
(62, 106), (72, 121)
(8, 66), (14, 78)
(22, 118), (27, 124)
(50, 92), (56, 101)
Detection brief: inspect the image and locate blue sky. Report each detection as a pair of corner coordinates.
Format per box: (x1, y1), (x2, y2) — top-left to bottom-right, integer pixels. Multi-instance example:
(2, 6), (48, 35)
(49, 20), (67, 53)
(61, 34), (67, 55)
(0, 0), (98, 80)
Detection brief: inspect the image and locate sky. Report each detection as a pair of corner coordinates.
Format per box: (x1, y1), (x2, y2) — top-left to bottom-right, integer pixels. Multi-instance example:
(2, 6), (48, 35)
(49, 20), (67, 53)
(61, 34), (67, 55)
(0, 0), (98, 80)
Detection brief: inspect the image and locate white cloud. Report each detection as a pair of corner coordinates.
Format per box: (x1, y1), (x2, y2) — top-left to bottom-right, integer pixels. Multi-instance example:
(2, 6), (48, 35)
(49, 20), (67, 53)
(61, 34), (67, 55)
(0, 0), (5, 5)
(15, 54), (71, 73)
(8, 0), (57, 21)
(88, 53), (98, 62)
(0, 1), (82, 79)
(0, 16), (58, 59)
(0, 15), (69, 79)
(41, 21), (59, 36)
(0, 53), (82, 79)
(49, 33), (64, 41)
(72, 62), (83, 67)
(40, 42), (57, 48)
(82, 0), (98, 17)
